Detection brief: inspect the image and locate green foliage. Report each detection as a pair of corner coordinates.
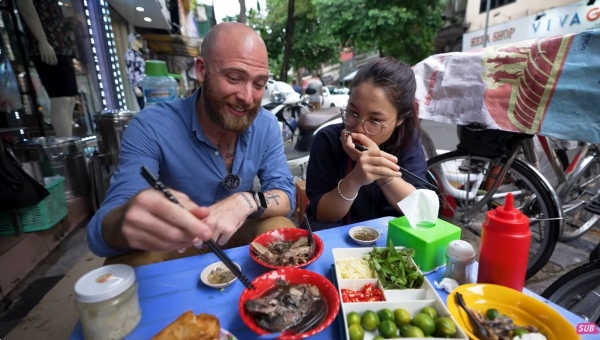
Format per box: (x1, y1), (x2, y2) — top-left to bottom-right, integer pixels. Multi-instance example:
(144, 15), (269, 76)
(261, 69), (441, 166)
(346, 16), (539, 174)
(315, 0), (445, 65)
(221, 15), (239, 22)
(365, 240), (425, 290)
(251, 0), (339, 80)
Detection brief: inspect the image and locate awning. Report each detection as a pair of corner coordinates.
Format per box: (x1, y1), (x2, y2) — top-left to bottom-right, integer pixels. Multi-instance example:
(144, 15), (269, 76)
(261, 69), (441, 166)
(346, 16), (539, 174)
(141, 34), (202, 57)
(342, 70), (358, 82)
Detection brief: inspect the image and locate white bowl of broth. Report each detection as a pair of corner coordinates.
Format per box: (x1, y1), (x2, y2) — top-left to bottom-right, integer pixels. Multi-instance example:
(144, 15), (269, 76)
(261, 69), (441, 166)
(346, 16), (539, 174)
(349, 226), (380, 246)
(200, 261), (240, 289)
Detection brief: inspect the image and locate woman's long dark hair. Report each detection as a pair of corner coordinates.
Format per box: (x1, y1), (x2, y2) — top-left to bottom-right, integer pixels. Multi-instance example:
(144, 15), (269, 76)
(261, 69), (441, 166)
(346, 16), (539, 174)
(351, 57), (419, 154)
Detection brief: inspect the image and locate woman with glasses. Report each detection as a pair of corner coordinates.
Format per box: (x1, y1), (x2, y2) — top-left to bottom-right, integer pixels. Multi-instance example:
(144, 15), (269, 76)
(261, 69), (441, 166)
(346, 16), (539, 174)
(304, 57), (427, 231)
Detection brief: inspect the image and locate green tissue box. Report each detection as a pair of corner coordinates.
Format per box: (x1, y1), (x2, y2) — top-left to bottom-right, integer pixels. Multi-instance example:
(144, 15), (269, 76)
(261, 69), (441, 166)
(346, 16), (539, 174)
(387, 216), (461, 273)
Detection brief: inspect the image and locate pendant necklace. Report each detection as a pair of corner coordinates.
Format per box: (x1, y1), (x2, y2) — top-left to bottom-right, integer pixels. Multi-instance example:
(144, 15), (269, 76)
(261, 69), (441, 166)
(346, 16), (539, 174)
(220, 143), (240, 190)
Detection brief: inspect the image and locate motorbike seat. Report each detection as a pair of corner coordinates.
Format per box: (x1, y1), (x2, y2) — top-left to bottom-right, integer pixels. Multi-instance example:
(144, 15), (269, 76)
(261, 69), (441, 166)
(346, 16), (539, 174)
(298, 107), (340, 130)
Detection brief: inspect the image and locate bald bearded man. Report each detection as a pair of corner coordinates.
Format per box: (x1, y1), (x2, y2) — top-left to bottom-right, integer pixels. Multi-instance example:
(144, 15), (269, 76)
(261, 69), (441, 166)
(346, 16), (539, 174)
(87, 22), (297, 267)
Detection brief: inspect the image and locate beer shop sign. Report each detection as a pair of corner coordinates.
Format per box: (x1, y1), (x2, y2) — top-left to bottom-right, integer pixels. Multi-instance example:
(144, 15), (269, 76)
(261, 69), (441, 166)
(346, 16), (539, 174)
(463, 0), (600, 51)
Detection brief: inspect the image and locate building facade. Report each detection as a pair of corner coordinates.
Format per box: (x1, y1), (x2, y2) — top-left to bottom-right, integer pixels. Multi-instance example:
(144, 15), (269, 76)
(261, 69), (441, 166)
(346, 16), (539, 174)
(463, 0), (600, 51)
(104, 0), (174, 111)
(435, 0), (469, 53)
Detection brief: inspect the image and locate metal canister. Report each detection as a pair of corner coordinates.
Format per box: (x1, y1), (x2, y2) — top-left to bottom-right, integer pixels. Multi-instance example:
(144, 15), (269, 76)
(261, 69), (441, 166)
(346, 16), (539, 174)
(8, 143), (45, 184)
(13, 137), (90, 199)
(89, 152), (118, 213)
(94, 110), (137, 158)
(443, 240), (476, 285)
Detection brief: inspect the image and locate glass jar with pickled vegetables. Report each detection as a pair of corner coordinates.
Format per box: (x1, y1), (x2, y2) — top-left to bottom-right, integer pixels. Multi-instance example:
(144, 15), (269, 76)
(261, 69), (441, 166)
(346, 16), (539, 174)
(74, 264), (141, 340)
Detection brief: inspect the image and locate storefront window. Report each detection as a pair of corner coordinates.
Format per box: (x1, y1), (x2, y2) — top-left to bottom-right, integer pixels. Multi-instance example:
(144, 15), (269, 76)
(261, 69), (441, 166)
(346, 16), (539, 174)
(479, 0), (516, 14)
(0, 0), (43, 136)
(109, 7), (136, 111)
(0, 0), (106, 137)
(60, 0), (103, 136)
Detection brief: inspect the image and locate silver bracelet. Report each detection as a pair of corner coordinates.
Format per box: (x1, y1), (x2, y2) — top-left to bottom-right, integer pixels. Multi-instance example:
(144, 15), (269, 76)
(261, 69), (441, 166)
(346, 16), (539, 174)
(377, 177), (394, 186)
(338, 179), (358, 201)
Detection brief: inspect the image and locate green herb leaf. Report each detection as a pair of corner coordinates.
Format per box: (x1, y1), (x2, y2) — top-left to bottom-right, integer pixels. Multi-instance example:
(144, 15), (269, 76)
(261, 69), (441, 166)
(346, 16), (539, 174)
(380, 264), (395, 275)
(388, 239), (398, 257)
(367, 244), (425, 290)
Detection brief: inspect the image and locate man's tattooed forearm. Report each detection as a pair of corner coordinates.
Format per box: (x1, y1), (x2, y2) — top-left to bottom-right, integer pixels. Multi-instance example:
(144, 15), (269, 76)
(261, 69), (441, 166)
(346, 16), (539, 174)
(241, 193), (253, 209)
(267, 194), (280, 205)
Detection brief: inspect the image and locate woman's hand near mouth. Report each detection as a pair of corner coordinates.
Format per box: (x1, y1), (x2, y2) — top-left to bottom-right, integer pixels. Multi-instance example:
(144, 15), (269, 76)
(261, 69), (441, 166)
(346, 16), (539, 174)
(342, 132), (402, 187)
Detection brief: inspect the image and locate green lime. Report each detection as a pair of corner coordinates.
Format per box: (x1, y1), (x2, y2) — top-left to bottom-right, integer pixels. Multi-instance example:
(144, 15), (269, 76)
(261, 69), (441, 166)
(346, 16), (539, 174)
(435, 316), (458, 337)
(378, 319), (398, 338)
(513, 328), (530, 338)
(347, 311), (361, 327)
(361, 310), (380, 331)
(378, 308), (395, 323)
(411, 313), (436, 336)
(486, 308), (500, 320)
(421, 306), (438, 320)
(399, 324), (412, 337)
(348, 324), (364, 340)
(405, 325), (425, 337)
(373, 337), (384, 340)
(393, 308), (411, 326)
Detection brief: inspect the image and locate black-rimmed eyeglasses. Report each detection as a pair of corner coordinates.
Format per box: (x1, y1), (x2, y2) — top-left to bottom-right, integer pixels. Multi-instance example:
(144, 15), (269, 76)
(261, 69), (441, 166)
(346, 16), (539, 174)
(340, 108), (391, 136)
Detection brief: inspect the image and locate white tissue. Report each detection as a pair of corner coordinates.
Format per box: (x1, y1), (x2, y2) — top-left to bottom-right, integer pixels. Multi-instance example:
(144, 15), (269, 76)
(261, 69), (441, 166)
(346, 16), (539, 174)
(397, 189), (439, 228)
(434, 278), (459, 293)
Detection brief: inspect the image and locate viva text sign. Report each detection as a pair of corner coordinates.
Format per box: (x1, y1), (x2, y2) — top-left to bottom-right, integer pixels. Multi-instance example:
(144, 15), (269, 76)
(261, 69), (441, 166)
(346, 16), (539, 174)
(463, 0), (600, 51)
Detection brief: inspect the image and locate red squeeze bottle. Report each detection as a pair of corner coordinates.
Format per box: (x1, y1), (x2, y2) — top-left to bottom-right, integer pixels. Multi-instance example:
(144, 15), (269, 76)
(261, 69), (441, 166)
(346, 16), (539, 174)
(477, 193), (531, 291)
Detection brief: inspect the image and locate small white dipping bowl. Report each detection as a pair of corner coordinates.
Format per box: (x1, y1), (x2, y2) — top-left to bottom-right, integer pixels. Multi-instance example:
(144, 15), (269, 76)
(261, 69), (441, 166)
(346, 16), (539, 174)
(200, 261), (240, 289)
(349, 226), (381, 246)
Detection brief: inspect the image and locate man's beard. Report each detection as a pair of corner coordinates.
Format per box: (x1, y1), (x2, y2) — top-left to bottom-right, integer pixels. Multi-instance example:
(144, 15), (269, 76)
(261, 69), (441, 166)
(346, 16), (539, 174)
(202, 74), (260, 133)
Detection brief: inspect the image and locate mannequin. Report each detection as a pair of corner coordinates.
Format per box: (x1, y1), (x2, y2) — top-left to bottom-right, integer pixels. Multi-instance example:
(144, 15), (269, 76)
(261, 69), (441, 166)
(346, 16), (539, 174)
(17, 0), (78, 137)
(124, 33), (146, 110)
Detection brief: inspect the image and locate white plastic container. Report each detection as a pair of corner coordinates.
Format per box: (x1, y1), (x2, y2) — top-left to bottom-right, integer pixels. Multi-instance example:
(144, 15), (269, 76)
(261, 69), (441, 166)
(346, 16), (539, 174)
(332, 247), (469, 340)
(74, 264), (141, 340)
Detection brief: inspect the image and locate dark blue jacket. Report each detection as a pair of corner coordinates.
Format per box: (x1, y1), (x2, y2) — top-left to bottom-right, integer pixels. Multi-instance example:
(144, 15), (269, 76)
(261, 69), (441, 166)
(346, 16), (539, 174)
(305, 123), (428, 231)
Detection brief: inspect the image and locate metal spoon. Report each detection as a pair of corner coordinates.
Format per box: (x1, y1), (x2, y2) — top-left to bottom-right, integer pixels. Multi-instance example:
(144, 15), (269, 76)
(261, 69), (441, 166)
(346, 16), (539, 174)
(302, 213), (316, 259)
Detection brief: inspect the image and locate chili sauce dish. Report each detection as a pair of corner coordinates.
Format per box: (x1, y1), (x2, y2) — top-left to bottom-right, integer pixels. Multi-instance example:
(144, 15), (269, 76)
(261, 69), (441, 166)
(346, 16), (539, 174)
(349, 226), (380, 246)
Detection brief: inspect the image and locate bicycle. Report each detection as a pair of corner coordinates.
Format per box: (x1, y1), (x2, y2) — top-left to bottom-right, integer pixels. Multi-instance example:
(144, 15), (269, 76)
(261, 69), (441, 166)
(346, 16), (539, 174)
(536, 137), (600, 242)
(419, 122), (438, 160)
(541, 239), (600, 326)
(426, 124), (563, 279)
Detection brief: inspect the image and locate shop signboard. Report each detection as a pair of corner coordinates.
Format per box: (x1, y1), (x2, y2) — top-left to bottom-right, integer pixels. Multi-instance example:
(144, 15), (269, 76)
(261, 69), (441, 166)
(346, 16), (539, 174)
(463, 0), (600, 51)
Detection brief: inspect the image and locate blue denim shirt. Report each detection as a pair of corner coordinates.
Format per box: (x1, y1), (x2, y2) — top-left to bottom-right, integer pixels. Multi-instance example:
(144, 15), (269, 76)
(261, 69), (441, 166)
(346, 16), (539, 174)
(87, 89), (296, 257)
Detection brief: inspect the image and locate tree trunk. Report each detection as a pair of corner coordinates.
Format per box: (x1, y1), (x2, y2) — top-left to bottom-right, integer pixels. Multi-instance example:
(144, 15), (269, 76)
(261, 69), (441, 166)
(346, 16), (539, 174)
(238, 0), (247, 24)
(296, 68), (303, 92)
(279, 0), (295, 82)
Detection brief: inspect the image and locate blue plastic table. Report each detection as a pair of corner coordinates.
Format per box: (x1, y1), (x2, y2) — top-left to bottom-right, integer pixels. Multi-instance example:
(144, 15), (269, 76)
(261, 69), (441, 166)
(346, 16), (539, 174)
(70, 216), (596, 339)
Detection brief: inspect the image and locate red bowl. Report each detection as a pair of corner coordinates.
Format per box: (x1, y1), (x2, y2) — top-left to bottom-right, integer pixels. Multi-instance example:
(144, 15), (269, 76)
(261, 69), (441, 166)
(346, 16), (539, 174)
(249, 228), (324, 269)
(238, 267), (340, 339)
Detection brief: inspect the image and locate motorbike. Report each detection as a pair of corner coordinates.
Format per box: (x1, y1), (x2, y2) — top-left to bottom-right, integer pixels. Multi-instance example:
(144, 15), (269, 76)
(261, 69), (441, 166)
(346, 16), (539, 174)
(262, 79), (341, 178)
(262, 79), (306, 143)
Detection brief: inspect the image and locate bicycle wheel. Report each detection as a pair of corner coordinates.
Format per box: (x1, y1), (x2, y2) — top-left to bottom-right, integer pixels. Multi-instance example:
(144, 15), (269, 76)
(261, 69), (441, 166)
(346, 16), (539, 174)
(541, 259), (600, 325)
(419, 125), (437, 160)
(427, 150), (561, 279)
(560, 155), (600, 242)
